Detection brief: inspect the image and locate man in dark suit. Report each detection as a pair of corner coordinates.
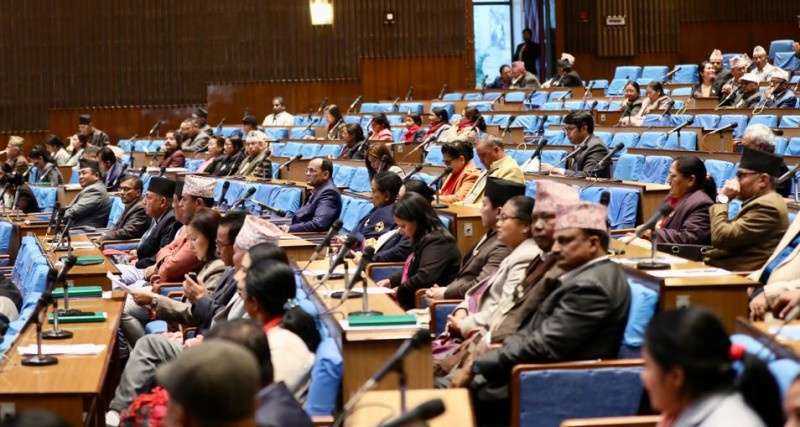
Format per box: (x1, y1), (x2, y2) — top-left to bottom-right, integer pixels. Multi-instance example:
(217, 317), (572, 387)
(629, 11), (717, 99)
(709, 49), (732, 96)
(99, 175), (151, 242)
(543, 59), (582, 88)
(460, 202), (631, 425)
(98, 147), (123, 192)
(541, 110), (610, 178)
(286, 158), (342, 233)
(513, 28), (539, 76)
(64, 159), (113, 228)
(117, 176), (178, 274)
(486, 64), (513, 89)
(765, 68), (798, 109)
(425, 176), (519, 300)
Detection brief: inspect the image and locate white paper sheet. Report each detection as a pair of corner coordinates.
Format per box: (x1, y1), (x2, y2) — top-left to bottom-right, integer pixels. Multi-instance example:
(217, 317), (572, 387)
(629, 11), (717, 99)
(321, 287), (394, 296)
(17, 344), (106, 356)
(645, 268), (729, 278)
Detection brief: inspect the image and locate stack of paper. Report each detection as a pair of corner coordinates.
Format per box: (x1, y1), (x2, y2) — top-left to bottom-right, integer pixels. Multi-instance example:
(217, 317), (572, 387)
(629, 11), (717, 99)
(17, 344), (106, 356)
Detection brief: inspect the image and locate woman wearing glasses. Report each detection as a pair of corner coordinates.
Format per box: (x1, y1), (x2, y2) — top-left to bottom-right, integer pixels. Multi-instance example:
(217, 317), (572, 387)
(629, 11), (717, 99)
(439, 141), (480, 204)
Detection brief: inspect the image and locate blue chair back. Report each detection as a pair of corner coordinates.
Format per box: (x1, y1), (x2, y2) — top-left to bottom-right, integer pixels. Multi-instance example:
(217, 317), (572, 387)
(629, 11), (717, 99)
(544, 130), (566, 146)
(640, 66), (668, 83)
(106, 197), (126, 228)
(526, 92), (549, 109)
(670, 87), (693, 96)
(305, 337), (343, 416)
(333, 165), (356, 188)
(641, 156), (673, 184)
(299, 143), (322, 159)
(672, 64), (699, 84)
(748, 115), (778, 129)
(511, 116), (540, 133)
(694, 114), (720, 129)
(614, 66), (642, 81)
(541, 150), (567, 166)
(425, 145), (445, 166)
(547, 91), (570, 102)
(664, 132), (697, 150)
(769, 40), (795, 59)
(610, 132), (639, 154)
(769, 359), (800, 401)
(718, 115), (748, 138)
(514, 362), (644, 427)
(787, 138), (800, 156)
(349, 168), (372, 192)
(467, 101), (493, 112)
(504, 91), (527, 102)
(317, 144), (342, 158)
(775, 137), (789, 156)
(271, 142), (286, 156)
(398, 103), (423, 115)
(280, 142), (303, 158)
(264, 128), (288, 140)
(430, 102), (455, 118)
(290, 128), (314, 140)
(612, 154), (645, 182)
(463, 93), (482, 101)
(636, 132), (667, 149)
(779, 115), (800, 129)
(441, 93), (462, 101)
(268, 187), (302, 215)
(775, 52), (800, 70)
(618, 279), (659, 358)
(704, 159), (734, 189)
(607, 79), (628, 96)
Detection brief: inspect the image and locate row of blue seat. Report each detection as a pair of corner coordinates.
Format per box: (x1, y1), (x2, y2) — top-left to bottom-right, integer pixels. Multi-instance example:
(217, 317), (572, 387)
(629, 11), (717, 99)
(212, 179), (302, 215)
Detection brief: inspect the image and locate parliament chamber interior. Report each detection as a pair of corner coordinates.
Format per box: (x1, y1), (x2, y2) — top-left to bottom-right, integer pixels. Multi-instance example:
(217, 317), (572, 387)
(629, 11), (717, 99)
(3, 1), (800, 426)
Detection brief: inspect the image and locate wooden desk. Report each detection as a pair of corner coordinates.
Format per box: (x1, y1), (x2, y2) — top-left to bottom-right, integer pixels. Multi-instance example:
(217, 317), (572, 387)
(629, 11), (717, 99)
(37, 235), (119, 290)
(735, 318), (800, 361)
(278, 236), (316, 263)
(613, 241), (755, 331)
(0, 294), (125, 427)
(57, 184), (82, 206)
(347, 389), (475, 427)
(274, 155), (312, 183)
(302, 260), (433, 401)
(440, 204), (485, 255)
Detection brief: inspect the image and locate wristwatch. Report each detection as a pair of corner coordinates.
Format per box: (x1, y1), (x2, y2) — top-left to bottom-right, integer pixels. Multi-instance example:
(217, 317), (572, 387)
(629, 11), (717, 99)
(716, 194), (729, 204)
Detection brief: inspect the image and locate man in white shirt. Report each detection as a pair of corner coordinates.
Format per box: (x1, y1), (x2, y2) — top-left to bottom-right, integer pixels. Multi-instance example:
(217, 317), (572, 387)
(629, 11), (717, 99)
(262, 97), (295, 127)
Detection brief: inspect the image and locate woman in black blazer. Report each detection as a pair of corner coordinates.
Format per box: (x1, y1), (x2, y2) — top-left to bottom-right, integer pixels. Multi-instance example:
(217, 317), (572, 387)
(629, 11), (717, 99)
(377, 193), (461, 310)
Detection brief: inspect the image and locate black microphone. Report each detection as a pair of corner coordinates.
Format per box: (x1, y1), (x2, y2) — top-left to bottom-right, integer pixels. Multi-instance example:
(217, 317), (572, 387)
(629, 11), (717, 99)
(148, 120), (164, 136)
(535, 116), (546, 136)
(501, 115), (517, 137)
(658, 100), (676, 120)
(158, 166), (166, 177)
(347, 95), (363, 113)
(437, 83), (448, 100)
(46, 202), (61, 236)
(717, 89), (738, 108)
(404, 86), (414, 101)
(378, 155), (389, 173)
(218, 181), (231, 207)
(250, 200), (287, 217)
(341, 246), (376, 299)
(20, 167), (32, 183)
(307, 219), (344, 264)
(379, 398), (446, 427)
(596, 142), (625, 170)
(777, 164), (800, 186)
(624, 204), (674, 243)
(588, 100), (599, 111)
(55, 255), (78, 285)
(429, 166), (453, 189)
(278, 154), (303, 172)
(51, 208), (64, 240)
(215, 118), (225, 134)
(57, 216), (74, 246)
(302, 116), (319, 132)
(468, 115), (485, 134)
(599, 190), (611, 207)
(707, 122), (738, 135)
(328, 235), (358, 274)
(138, 166), (147, 179)
(366, 330), (432, 388)
(402, 165), (424, 183)
(557, 89), (572, 102)
(390, 97), (401, 112)
(582, 81), (595, 99)
(529, 138), (548, 161)
(773, 128), (785, 136)
(233, 187), (257, 210)
(665, 117), (695, 136)
(316, 97), (329, 115)
(662, 67), (681, 82)
(564, 142), (588, 162)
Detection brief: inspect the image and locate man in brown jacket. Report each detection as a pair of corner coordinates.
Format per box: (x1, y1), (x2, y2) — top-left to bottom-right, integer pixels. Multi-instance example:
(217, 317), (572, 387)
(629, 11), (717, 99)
(705, 147), (789, 271)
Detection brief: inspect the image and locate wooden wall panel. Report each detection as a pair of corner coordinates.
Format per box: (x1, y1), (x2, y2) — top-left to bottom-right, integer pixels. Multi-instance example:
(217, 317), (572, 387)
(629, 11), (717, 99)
(595, 0), (634, 57)
(47, 105), (204, 147)
(560, 0), (800, 81)
(0, 0), (467, 132)
(206, 56), (467, 126)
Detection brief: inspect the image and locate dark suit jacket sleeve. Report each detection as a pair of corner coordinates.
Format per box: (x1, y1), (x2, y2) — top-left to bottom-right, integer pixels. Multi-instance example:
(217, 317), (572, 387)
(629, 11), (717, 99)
(653, 197), (711, 245)
(443, 243), (509, 299)
(475, 283), (613, 382)
(103, 205), (151, 241)
(64, 186), (101, 221)
(391, 237), (457, 292)
(485, 77), (503, 89)
(562, 74), (582, 87)
(288, 190), (341, 233)
(566, 143), (608, 178)
(373, 236), (411, 263)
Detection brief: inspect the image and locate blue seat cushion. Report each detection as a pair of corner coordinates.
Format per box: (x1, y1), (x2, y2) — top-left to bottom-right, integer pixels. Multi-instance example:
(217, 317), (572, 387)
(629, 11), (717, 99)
(305, 337), (343, 416)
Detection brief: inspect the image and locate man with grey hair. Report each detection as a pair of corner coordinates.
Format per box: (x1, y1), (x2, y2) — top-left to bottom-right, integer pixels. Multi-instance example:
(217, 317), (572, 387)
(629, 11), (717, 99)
(262, 96), (295, 127)
(236, 130), (273, 178)
(742, 124), (791, 197)
(749, 46), (776, 82)
(765, 68), (798, 109)
(460, 135), (524, 205)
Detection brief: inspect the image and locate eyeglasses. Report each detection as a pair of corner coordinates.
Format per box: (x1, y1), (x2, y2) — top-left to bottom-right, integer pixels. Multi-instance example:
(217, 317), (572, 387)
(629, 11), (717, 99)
(216, 240), (233, 248)
(498, 213), (523, 222)
(736, 171), (759, 179)
(563, 125), (578, 134)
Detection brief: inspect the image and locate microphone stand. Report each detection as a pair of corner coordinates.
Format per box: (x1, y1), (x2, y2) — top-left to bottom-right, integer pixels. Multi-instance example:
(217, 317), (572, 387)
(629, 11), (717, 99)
(636, 232), (669, 270)
(21, 292), (59, 366)
(42, 288), (73, 339)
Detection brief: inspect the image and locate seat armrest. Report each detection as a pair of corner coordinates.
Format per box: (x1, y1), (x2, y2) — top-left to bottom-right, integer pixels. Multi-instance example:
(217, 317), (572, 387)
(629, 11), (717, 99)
(311, 415), (334, 426)
(428, 299), (463, 334)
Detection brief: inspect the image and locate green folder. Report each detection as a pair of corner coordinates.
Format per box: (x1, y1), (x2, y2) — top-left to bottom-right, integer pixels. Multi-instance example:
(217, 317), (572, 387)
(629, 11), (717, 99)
(60, 256), (105, 265)
(48, 311), (107, 323)
(52, 286), (103, 298)
(348, 314), (417, 327)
